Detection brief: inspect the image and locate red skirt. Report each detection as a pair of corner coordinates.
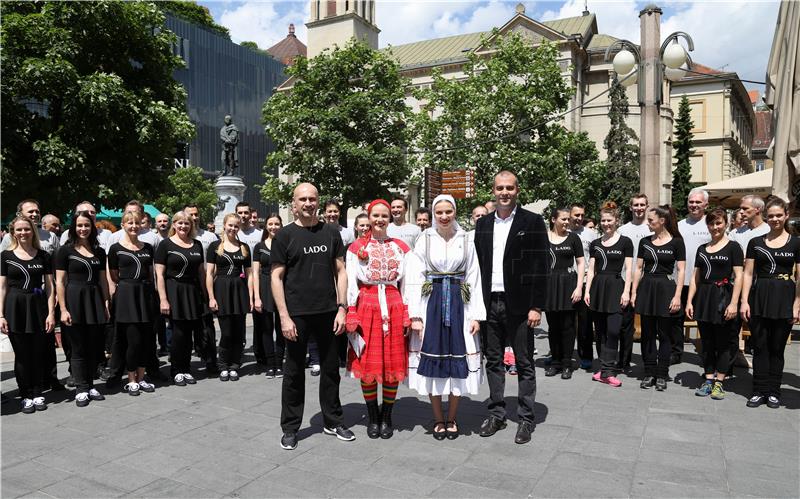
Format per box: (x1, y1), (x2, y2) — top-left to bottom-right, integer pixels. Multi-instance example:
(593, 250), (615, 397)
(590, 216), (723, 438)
(347, 285), (408, 384)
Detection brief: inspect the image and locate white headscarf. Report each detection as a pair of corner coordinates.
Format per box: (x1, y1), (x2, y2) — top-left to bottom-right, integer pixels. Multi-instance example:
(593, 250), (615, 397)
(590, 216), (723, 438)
(430, 194), (462, 233)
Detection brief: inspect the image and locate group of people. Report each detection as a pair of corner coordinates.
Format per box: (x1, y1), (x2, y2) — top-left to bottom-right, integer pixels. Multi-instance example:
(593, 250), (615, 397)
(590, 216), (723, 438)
(1, 173), (798, 449)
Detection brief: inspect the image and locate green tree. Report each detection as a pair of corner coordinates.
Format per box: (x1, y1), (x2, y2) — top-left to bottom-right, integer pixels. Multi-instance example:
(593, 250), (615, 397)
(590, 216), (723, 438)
(261, 40), (412, 217)
(603, 76), (640, 218)
(153, 166), (218, 223)
(1, 1), (195, 216)
(411, 32), (600, 207)
(672, 95), (695, 217)
(158, 1), (230, 38)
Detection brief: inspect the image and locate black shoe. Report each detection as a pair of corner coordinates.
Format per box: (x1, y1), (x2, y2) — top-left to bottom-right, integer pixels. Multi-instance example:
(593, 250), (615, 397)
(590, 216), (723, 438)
(544, 366), (561, 377)
(32, 397), (47, 411)
(432, 421), (447, 441)
(280, 432), (298, 450)
(265, 368), (276, 379)
(766, 395), (780, 409)
(561, 368), (573, 380)
(507, 364), (518, 375)
(274, 367), (284, 378)
(746, 394), (766, 408)
(99, 367), (113, 382)
(228, 370), (239, 381)
(445, 419), (458, 440)
(515, 421), (534, 444)
(323, 425), (356, 441)
(380, 404), (394, 439)
(640, 376), (656, 389)
(65, 375), (75, 388)
(479, 417), (507, 437)
(88, 388), (105, 401)
(75, 392), (90, 407)
(655, 378), (667, 391)
(669, 354), (682, 366)
(366, 401), (380, 439)
(219, 371), (230, 382)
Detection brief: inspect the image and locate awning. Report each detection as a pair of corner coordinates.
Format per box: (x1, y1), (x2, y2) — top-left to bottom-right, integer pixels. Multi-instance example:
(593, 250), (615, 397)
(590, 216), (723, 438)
(703, 169), (773, 208)
(766, 0), (800, 204)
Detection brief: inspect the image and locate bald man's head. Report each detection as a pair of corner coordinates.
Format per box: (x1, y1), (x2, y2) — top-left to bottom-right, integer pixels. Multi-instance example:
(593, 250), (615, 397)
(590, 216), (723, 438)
(292, 182), (320, 223)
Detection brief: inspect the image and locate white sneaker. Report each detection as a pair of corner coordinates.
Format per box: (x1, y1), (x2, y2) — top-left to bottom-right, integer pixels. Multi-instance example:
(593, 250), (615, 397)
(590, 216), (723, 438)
(229, 370), (239, 381)
(75, 392), (90, 407)
(174, 374), (187, 385)
(138, 380), (155, 392)
(183, 373), (196, 384)
(21, 398), (35, 414)
(311, 364), (321, 376)
(88, 388), (105, 401)
(125, 382), (141, 396)
(32, 396), (47, 411)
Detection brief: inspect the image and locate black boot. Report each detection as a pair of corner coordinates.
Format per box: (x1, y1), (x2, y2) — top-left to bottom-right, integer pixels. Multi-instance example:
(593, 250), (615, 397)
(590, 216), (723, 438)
(379, 404), (394, 439)
(366, 401), (380, 439)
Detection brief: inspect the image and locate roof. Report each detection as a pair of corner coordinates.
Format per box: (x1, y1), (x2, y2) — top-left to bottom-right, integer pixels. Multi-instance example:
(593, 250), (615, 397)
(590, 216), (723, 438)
(386, 13), (597, 69)
(587, 33), (618, 50)
(748, 89), (761, 105)
(753, 110), (773, 149)
(267, 24), (307, 65)
(687, 62), (724, 76)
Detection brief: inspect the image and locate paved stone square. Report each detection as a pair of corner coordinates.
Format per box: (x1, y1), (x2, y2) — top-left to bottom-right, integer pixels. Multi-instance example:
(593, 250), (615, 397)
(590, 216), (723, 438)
(2, 326), (799, 498)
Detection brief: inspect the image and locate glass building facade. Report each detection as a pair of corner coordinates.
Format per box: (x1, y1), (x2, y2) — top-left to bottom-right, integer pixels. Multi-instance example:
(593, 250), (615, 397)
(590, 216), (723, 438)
(164, 14), (286, 217)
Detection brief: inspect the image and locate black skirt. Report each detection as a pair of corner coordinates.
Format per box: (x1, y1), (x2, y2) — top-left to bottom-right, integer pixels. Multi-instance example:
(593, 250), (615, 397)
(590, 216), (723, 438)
(589, 273), (625, 314)
(4, 288), (47, 334)
(545, 271), (578, 312)
(65, 282), (107, 325)
(165, 279), (204, 321)
(693, 282), (733, 324)
(114, 280), (157, 323)
(214, 275), (249, 316)
(259, 273), (275, 313)
(635, 275), (680, 318)
(750, 278), (795, 319)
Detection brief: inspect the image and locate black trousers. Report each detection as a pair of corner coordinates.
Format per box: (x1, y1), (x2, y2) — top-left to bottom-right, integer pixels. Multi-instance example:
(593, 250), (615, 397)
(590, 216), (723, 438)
(749, 316), (793, 397)
(217, 314), (246, 371)
(258, 310), (285, 366)
(698, 320), (739, 376)
(592, 311), (624, 377)
(9, 332), (45, 399)
(485, 293), (537, 424)
(670, 286), (690, 357)
(640, 315), (672, 378)
(64, 324), (104, 392)
(281, 311), (344, 432)
(197, 313), (217, 368)
(575, 290), (598, 361)
(156, 316), (168, 351)
(545, 310), (576, 368)
(41, 333), (59, 384)
(171, 319), (199, 375)
(117, 322), (155, 372)
(109, 322), (161, 379)
(618, 305), (635, 367)
(252, 311), (267, 363)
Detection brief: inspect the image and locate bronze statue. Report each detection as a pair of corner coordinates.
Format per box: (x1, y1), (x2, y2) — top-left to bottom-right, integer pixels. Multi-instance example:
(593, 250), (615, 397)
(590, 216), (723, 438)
(220, 115), (239, 176)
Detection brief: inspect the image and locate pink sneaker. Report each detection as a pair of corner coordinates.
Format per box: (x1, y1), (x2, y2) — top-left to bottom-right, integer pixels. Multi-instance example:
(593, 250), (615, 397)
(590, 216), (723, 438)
(592, 371), (602, 382)
(605, 376), (622, 387)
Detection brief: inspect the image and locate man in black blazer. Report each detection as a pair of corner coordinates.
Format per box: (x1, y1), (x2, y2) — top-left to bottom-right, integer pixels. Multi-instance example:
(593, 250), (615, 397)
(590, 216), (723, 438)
(473, 171), (549, 444)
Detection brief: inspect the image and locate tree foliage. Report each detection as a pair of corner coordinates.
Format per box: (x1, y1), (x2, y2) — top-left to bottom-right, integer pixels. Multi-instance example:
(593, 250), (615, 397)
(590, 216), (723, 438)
(153, 166), (217, 223)
(1, 0), (195, 216)
(261, 40), (412, 213)
(158, 1), (230, 38)
(411, 32), (600, 209)
(672, 95), (695, 217)
(603, 77), (640, 219)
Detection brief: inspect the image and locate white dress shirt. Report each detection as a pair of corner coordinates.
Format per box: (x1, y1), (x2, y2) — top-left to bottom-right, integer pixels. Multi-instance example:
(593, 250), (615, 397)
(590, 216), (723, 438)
(491, 207), (516, 292)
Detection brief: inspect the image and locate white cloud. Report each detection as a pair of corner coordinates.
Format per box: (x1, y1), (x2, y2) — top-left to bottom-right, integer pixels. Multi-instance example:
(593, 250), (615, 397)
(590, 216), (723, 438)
(218, 1), (310, 49)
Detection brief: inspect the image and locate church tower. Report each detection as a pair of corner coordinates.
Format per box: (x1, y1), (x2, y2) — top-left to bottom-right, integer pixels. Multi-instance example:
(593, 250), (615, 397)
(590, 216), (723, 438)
(306, 0), (379, 58)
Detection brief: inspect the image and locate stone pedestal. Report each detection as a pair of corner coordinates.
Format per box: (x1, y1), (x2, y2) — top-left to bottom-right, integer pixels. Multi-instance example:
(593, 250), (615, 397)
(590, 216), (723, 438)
(214, 175), (246, 232)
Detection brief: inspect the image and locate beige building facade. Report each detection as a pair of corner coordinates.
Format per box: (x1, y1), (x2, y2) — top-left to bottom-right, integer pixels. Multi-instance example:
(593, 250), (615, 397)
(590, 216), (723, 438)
(299, 1), (752, 210)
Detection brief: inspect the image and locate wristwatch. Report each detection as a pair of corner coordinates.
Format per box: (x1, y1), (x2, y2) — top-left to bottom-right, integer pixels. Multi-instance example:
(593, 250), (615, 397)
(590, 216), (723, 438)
(337, 303), (347, 311)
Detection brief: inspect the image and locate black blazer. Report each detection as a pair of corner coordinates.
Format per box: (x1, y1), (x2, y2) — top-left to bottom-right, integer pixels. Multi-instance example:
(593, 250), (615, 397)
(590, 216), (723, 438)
(474, 206), (550, 316)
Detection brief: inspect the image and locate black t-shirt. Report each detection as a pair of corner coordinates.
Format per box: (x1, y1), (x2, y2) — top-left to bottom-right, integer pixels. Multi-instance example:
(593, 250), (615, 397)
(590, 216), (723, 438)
(207, 241), (251, 276)
(747, 235), (800, 277)
(154, 239), (204, 283)
(108, 242), (154, 281)
(638, 236), (686, 276)
(54, 245), (106, 285)
(271, 222), (344, 316)
(549, 232), (584, 272)
(695, 241), (743, 282)
(590, 235), (633, 275)
(254, 241), (273, 275)
(1, 250), (52, 291)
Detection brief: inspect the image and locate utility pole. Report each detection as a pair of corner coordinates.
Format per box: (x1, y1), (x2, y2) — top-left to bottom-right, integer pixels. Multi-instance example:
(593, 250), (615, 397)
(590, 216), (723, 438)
(639, 4), (663, 204)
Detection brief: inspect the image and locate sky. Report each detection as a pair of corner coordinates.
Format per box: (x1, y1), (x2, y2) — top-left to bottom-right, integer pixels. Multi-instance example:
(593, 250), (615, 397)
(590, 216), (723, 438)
(197, 0), (781, 91)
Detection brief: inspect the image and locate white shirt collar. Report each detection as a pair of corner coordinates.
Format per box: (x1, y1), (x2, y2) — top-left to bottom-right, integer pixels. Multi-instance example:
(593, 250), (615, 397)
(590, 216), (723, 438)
(494, 206), (517, 222)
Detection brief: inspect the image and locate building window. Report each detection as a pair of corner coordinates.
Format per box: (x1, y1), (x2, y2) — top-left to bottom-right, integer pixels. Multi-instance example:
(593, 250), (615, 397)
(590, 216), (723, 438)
(755, 159), (765, 172)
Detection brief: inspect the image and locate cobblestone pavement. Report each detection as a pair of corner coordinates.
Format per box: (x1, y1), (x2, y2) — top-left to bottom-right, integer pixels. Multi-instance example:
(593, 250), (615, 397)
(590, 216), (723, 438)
(2, 327), (798, 498)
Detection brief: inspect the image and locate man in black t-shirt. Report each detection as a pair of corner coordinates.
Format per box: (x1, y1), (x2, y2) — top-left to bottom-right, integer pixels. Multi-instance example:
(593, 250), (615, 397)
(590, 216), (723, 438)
(271, 183), (354, 450)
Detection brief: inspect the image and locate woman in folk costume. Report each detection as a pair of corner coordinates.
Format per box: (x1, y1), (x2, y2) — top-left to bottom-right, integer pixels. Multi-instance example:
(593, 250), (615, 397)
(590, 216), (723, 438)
(406, 195), (485, 440)
(345, 199), (412, 439)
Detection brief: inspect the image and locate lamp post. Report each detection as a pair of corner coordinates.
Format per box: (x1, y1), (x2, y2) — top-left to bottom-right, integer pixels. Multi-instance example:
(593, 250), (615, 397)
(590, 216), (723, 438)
(604, 4), (694, 204)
